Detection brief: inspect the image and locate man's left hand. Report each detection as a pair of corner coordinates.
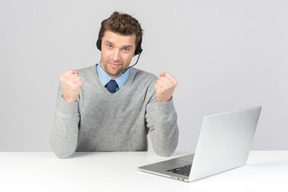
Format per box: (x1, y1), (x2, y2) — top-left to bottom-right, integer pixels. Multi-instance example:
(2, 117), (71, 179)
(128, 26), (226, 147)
(154, 72), (178, 102)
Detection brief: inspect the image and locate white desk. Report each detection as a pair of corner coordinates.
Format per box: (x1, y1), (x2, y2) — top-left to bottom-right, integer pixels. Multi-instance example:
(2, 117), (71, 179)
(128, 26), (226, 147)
(0, 151), (287, 192)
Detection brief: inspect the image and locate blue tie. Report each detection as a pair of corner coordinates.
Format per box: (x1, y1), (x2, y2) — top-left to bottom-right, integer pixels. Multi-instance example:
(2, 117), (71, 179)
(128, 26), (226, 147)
(106, 80), (117, 94)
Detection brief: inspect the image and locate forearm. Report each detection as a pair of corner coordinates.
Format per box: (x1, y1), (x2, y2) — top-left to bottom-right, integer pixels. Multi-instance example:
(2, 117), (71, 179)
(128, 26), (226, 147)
(148, 99), (179, 157)
(50, 94), (80, 159)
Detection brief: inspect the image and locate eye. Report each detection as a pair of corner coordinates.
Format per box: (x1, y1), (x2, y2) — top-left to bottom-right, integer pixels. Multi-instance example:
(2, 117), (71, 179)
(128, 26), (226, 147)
(107, 44), (113, 49)
(123, 47), (130, 52)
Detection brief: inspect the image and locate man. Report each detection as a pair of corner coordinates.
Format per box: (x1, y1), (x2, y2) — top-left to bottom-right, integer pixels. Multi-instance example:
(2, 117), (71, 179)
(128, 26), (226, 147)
(51, 11), (179, 159)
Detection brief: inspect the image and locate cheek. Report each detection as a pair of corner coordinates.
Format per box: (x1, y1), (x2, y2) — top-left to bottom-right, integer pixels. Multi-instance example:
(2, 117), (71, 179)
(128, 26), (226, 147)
(123, 54), (134, 63)
(101, 51), (110, 61)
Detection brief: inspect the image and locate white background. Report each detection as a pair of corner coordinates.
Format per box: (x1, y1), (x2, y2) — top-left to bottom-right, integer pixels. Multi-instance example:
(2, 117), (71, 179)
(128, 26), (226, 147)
(0, 0), (287, 152)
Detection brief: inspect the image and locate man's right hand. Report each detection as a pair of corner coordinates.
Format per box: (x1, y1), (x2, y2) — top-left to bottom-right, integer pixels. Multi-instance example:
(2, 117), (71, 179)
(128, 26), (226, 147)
(60, 70), (83, 103)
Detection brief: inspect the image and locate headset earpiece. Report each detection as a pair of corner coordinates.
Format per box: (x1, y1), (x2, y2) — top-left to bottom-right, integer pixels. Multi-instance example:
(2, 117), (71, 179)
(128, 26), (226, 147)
(96, 28), (102, 51)
(96, 39), (101, 51)
(134, 38), (143, 55)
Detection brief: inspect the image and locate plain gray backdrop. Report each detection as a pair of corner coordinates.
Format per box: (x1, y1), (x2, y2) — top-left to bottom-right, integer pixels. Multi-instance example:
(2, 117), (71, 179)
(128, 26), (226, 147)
(0, 0), (287, 152)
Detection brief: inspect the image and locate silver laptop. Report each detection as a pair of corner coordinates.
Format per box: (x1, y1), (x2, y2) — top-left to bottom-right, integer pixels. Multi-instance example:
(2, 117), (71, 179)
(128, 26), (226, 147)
(138, 106), (262, 182)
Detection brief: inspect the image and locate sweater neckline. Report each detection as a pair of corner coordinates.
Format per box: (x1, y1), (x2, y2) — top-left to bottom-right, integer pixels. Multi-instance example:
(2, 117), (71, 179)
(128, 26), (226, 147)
(91, 64), (134, 96)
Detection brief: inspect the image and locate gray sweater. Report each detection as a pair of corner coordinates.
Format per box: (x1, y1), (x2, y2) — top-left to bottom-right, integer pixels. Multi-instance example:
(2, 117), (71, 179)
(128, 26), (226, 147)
(51, 65), (179, 158)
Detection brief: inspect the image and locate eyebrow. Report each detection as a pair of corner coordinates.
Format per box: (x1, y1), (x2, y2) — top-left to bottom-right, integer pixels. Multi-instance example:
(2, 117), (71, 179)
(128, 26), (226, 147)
(104, 40), (133, 48)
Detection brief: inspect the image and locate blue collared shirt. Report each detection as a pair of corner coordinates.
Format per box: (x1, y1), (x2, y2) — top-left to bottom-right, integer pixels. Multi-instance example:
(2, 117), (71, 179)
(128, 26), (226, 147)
(96, 62), (130, 92)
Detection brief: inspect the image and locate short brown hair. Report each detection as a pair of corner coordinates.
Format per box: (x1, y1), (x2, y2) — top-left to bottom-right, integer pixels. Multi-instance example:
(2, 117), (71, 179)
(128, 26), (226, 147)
(99, 11), (143, 48)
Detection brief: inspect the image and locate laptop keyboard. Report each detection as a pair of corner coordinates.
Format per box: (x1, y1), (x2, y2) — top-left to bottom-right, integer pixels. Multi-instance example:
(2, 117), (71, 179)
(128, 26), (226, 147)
(167, 164), (192, 176)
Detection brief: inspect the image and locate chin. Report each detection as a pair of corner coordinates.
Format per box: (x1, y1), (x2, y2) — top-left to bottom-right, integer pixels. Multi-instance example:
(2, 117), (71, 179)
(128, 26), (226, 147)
(108, 70), (123, 77)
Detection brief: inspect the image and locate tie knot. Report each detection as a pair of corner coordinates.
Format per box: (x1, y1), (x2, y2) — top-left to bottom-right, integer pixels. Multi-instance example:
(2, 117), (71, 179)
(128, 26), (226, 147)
(106, 80), (117, 94)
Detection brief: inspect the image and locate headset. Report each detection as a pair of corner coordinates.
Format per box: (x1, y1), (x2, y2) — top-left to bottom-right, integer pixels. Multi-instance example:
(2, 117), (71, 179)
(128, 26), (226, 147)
(96, 27), (143, 74)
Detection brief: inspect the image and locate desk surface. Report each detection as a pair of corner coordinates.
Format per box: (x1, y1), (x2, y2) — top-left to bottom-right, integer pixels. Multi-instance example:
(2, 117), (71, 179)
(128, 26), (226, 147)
(1, 151), (288, 192)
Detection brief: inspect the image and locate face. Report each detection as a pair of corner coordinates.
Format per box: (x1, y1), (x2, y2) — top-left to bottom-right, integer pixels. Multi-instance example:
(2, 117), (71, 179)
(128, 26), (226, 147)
(100, 30), (136, 78)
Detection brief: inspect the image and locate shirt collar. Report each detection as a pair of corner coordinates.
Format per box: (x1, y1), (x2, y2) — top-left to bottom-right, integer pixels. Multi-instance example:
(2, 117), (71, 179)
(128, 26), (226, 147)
(96, 62), (130, 89)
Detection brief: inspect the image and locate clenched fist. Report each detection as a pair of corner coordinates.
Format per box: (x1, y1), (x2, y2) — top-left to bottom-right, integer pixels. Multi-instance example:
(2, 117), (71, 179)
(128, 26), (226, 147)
(154, 72), (178, 102)
(60, 70), (83, 103)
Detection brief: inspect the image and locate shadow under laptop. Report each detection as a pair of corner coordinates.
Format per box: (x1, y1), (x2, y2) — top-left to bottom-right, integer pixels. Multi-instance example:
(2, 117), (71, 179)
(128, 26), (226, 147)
(246, 151), (288, 167)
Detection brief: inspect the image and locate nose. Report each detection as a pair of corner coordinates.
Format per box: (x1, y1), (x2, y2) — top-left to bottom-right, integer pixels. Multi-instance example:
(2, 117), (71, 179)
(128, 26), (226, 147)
(112, 48), (121, 62)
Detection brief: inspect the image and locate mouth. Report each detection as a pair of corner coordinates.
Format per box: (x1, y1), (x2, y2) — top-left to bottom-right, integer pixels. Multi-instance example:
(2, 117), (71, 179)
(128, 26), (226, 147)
(109, 62), (122, 68)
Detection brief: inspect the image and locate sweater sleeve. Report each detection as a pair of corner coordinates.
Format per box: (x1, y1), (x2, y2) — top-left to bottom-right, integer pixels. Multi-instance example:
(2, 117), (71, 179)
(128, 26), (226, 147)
(50, 84), (80, 159)
(145, 90), (179, 157)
